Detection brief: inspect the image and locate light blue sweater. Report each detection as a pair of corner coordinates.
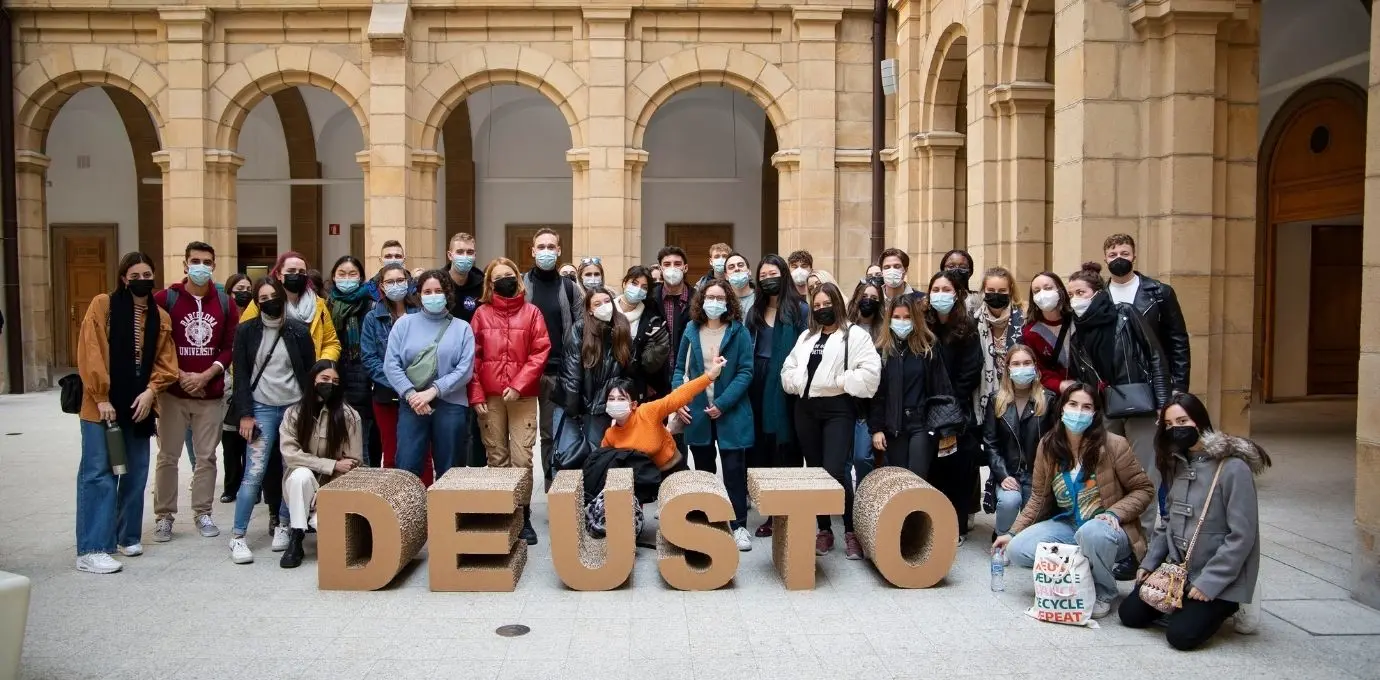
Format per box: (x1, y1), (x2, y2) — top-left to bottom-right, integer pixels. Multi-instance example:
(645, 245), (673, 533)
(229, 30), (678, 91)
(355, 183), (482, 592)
(384, 310), (475, 406)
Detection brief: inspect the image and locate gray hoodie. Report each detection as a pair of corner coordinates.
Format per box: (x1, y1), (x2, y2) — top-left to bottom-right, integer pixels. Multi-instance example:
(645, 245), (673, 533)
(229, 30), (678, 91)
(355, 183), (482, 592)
(1141, 431), (1269, 603)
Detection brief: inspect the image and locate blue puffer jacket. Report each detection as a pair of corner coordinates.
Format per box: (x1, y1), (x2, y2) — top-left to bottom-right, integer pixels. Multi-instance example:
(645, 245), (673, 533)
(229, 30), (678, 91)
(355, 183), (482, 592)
(673, 320), (755, 451)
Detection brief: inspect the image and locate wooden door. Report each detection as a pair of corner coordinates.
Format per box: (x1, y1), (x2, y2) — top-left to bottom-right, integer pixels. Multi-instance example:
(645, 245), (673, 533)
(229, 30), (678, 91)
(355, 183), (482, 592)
(665, 223), (734, 271)
(50, 225), (117, 367)
(505, 224), (572, 273)
(1307, 224), (1362, 395)
(350, 224), (365, 265)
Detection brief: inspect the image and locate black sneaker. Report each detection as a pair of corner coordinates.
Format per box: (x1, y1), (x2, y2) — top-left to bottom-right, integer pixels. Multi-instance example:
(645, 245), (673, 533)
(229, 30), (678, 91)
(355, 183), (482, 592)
(1112, 555), (1138, 581)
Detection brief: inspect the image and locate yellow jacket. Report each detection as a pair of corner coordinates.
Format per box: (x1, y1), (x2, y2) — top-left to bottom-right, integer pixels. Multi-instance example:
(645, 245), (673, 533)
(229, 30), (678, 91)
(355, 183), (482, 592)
(240, 294), (341, 361)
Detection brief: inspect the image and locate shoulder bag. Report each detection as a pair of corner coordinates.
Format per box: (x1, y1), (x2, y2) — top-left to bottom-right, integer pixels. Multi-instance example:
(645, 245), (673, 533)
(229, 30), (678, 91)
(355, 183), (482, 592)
(1073, 340), (1155, 418)
(404, 318), (453, 390)
(1138, 460), (1226, 614)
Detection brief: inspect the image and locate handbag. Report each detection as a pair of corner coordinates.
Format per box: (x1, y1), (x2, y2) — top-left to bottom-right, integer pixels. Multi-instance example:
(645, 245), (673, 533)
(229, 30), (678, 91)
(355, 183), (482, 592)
(404, 319), (453, 390)
(552, 413), (593, 471)
(1138, 460), (1226, 614)
(923, 347), (968, 434)
(1072, 332), (1155, 418)
(59, 374), (84, 414)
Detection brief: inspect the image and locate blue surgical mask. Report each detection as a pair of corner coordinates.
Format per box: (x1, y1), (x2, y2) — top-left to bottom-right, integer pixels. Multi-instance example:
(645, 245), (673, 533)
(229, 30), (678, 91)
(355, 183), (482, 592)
(383, 283), (408, 302)
(711, 258), (726, 274)
(624, 284), (646, 304)
(929, 291), (956, 314)
(728, 271), (751, 289)
(703, 299), (728, 320)
(333, 278), (359, 294)
(535, 250), (559, 270)
(187, 264), (213, 286)
(1062, 409), (1094, 435)
(890, 319), (913, 339)
(583, 276), (603, 291)
(421, 293), (448, 314)
(1010, 365), (1038, 387)
(451, 254), (475, 275)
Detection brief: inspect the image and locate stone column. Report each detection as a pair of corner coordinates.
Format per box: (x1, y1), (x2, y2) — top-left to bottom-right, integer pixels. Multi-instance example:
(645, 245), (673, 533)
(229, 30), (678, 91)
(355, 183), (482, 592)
(1351, 1), (1380, 610)
(624, 148), (648, 265)
(365, 2), (412, 262)
(567, 149), (590, 260)
(159, 8), (218, 274)
(891, 0), (921, 268)
(583, 8), (632, 272)
(991, 82), (1054, 283)
(204, 150), (245, 274)
(410, 150), (443, 266)
(771, 150), (802, 254)
(15, 151), (52, 390)
(915, 131), (966, 278)
(965, 2), (1001, 272)
(791, 8), (841, 273)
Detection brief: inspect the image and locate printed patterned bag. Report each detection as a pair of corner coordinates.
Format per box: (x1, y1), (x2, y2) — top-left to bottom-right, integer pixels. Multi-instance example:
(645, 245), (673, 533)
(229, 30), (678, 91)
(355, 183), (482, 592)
(1025, 542), (1099, 628)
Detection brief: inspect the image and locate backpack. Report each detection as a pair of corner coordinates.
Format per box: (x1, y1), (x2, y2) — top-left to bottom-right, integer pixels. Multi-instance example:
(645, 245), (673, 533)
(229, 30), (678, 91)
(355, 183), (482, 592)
(163, 286), (230, 316)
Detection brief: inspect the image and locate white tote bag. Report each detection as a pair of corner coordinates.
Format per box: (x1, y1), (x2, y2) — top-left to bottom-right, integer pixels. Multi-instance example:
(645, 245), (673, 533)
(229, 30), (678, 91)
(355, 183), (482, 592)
(1025, 542), (1099, 628)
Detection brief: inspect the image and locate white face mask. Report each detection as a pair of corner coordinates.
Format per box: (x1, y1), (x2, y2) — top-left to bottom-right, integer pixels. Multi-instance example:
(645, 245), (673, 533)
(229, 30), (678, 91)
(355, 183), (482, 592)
(606, 400), (631, 422)
(882, 268), (905, 288)
(1070, 296), (1094, 317)
(1033, 289), (1061, 312)
(791, 268), (810, 285)
(662, 266), (684, 286)
(593, 303), (615, 322)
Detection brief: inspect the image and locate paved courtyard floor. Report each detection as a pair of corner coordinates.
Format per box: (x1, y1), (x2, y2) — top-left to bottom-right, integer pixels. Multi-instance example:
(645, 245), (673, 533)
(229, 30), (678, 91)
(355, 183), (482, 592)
(3, 392), (1379, 679)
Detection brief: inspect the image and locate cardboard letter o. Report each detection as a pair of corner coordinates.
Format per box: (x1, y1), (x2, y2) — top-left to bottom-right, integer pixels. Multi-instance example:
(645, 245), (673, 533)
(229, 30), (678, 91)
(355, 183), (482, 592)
(854, 467), (958, 588)
(656, 470), (739, 590)
(316, 468), (428, 591)
(548, 468), (637, 591)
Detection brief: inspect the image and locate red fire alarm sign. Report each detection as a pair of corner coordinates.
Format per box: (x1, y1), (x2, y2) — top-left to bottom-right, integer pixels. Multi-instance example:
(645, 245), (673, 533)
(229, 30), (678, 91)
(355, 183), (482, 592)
(329, 223), (340, 235)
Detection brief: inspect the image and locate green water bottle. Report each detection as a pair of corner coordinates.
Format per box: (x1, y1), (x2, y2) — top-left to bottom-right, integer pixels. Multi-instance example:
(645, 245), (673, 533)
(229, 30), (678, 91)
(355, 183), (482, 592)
(105, 422), (128, 476)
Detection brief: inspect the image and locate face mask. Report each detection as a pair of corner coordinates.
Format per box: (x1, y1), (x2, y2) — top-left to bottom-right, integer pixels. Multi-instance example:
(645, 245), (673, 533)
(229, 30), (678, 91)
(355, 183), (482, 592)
(534, 250), (559, 271)
(858, 298), (880, 317)
(984, 292), (1010, 310)
(1070, 296), (1094, 317)
(758, 276), (782, 296)
(562, 272), (577, 282)
(1168, 425), (1200, 450)
(187, 264), (213, 286)
(728, 271), (751, 289)
(1107, 257), (1134, 278)
(791, 268), (810, 285)
(624, 284), (646, 304)
(493, 277), (519, 298)
(812, 306), (836, 326)
(1062, 409), (1094, 435)
(890, 319), (913, 339)
(334, 278), (360, 294)
(703, 299), (728, 320)
(606, 400), (631, 422)
(383, 283), (408, 302)
(929, 291), (956, 315)
(128, 279), (156, 298)
(421, 293), (448, 314)
(382, 257), (404, 267)
(711, 258), (726, 274)
(945, 267), (972, 289)
(232, 290), (254, 309)
(1033, 290), (1062, 312)
(1009, 365), (1038, 387)
(451, 254), (475, 275)
(259, 297), (285, 319)
(314, 382), (339, 403)
(592, 302), (614, 322)
(583, 276), (603, 291)
(882, 268), (905, 288)
(283, 273), (308, 294)
(662, 266), (684, 286)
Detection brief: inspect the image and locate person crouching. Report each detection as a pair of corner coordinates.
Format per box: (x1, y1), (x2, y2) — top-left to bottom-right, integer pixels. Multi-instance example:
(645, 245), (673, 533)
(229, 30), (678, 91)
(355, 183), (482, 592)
(279, 359), (362, 568)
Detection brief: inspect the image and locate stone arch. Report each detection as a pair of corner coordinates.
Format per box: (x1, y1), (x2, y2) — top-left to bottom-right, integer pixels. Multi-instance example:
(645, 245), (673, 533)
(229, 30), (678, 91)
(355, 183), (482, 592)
(415, 45), (586, 150)
(999, 0), (1056, 84)
(628, 46), (797, 149)
(208, 45), (370, 150)
(923, 24), (969, 132)
(14, 45), (168, 152)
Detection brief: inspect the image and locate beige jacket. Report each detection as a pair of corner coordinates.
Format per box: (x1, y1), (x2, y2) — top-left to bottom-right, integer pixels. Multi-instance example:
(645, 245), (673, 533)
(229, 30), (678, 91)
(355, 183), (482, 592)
(278, 403), (363, 483)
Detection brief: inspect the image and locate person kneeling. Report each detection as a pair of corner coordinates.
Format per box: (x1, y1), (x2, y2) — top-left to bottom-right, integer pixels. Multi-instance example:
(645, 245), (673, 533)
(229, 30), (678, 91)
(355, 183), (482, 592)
(279, 360), (363, 568)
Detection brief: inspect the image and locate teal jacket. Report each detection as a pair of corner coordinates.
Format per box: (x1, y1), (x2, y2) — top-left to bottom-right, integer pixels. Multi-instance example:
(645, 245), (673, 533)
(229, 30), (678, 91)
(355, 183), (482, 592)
(750, 301), (808, 442)
(673, 320), (755, 450)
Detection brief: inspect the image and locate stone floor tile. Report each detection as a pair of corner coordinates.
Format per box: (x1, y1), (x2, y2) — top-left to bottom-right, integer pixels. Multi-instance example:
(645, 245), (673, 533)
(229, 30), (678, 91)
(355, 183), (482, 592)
(1264, 598), (1380, 635)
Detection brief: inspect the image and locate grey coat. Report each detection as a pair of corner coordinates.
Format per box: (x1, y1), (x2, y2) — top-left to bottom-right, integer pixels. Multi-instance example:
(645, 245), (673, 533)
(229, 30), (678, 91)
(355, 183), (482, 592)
(1141, 432), (1268, 603)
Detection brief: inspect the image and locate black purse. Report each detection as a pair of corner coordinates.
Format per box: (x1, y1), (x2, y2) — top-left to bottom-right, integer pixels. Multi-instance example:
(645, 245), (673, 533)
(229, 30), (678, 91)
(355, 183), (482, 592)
(552, 414), (594, 471)
(59, 373), (84, 414)
(923, 348), (968, 435)
(1073, 344), (1155, 418)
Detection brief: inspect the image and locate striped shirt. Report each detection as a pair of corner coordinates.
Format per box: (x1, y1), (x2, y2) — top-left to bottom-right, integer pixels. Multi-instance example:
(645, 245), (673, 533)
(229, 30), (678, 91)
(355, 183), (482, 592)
(133, 302), (147, 369)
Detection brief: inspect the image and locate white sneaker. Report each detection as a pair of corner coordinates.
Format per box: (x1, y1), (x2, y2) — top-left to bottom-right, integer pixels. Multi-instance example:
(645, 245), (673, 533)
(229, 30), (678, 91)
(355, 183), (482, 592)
(733, 527), (752, 552)
(76, 553), (122, 574)
(1092, 598), (1114, 619)
(118, 543), (143, 557)
(271, 527), (290, 552)
(229, 537), (254, 564)
(1233, 600), (1261, 635)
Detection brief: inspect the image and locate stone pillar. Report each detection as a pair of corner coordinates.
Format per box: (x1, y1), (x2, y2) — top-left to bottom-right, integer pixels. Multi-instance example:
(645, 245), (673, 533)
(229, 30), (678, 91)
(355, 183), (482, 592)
(567, 149), (590, 258)
(771, 150), (802, 254)
(159, 8), (218, 274)
(915, 131), (965, 279)
(991, 82), (1054, 283)
(891, 0), (922, 269)
(624, 148), (648, 265)
(15, 151), (52, 390)
(1351, 1), (1380, 610)
(410, 150), (443, 266)
(365, 2), (412, 262)
(204, 150), (245, 274)
(583, 9), (632, 272)
(965, 2), (1001, 273)
(791, 8), (841, 273)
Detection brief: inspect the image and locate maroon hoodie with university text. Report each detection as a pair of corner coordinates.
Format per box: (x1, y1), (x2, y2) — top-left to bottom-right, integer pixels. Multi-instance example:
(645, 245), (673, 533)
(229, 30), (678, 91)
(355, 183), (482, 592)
(152, 281), (241, 400)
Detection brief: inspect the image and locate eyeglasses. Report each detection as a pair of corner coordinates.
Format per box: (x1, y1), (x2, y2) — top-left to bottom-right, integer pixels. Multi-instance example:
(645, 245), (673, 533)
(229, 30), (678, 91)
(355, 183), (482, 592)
(580, 257), (602, 265)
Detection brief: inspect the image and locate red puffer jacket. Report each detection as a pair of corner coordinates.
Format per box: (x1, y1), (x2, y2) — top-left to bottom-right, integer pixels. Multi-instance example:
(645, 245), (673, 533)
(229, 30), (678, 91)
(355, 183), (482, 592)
(466, 292), (552, 403)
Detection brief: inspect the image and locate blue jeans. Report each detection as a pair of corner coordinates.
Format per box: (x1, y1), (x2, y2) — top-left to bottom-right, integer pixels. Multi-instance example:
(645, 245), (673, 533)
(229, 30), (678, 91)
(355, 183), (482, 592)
(76, 420), (152, 555)
(233, 402), (289, 536)
(1008, 516), (1131, 601)
(993, 476), (1033, 536)
(397, 399), (469, 481)
(851, 420), (874, 485)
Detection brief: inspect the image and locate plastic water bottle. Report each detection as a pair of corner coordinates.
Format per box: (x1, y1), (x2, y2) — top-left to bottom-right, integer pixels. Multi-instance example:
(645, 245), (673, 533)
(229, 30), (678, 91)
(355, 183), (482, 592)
(990, 549), (1005, 592)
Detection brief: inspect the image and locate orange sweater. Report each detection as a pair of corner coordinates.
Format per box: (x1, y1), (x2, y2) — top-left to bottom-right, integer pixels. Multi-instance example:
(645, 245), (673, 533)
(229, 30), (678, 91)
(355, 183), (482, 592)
(601, 373), (712, 470)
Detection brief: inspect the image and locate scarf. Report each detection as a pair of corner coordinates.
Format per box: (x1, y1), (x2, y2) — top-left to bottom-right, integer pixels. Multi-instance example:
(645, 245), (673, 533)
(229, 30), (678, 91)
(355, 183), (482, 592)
(328, 285), (372, 358)
(1072, 291), (1118, 384)
(287, 289), (318, 325)
(108, 288), (160, 438)
(973, 305), (1010, 424)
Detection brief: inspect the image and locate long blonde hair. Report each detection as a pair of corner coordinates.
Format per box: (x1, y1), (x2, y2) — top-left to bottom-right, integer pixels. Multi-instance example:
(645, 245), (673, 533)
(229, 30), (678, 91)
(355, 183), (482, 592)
(877, 294), (935, 361)
(993, 344), (1046, 418)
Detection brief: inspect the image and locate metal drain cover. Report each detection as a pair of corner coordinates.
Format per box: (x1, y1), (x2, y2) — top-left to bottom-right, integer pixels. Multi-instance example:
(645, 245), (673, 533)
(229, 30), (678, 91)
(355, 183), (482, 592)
(495, 624), (530, 637)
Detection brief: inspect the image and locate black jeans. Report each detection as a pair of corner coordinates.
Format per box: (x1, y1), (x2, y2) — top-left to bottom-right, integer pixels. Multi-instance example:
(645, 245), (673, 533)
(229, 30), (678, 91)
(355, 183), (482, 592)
(795, 395), (856, 533)
(883, 426), (936, 478)
(221, 430), (247, 498)
(466, 413), (487, 467)
(1120, 584), (1240, 651)
(688, 422), (749, 530)
(929, 433), (975, 534)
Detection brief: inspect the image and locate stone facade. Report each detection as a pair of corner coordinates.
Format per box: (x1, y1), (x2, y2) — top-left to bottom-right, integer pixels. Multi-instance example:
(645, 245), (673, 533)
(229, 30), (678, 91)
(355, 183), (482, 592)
(3, 0), (1379, 607)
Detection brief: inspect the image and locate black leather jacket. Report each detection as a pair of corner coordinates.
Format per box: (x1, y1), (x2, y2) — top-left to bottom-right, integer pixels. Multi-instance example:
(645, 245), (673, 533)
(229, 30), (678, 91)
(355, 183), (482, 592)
(559, 318), (629, 417)
(982, 388), (1057, 484)
(1070, 301), (1171, 411)
(1129, 272), (1190, 392)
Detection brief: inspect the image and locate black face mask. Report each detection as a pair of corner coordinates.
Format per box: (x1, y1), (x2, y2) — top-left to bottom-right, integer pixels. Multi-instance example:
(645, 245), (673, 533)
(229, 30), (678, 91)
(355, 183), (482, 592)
(127, 279), (156, 298)
(812, 307), (837, 326)
(984, 292), (1011, 310)
(867, 275), (884, 289)
(759, 276), (782, 296)
(1167, 426), (1200, 450)
(562, 273), (576, 282)
(232, 291), (254, 309)
(493, 277), (519, 298)
(945, 267), (971, 289)
(314, 382), (339, 403)
(259, 297), (285, 319)
(1108, 257), (1134, 278)
(283, 273), (308, 294)
(858, 298), (880, 317)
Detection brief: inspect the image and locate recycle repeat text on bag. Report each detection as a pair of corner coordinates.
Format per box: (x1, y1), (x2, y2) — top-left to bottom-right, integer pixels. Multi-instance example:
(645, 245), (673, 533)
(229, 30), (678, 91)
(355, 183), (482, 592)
(1025, 541), (1099, 628)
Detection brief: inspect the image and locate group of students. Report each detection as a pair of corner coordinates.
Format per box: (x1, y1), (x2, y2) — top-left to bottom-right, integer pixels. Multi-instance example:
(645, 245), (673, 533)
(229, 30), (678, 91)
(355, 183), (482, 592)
(72, 231), (1267, 650)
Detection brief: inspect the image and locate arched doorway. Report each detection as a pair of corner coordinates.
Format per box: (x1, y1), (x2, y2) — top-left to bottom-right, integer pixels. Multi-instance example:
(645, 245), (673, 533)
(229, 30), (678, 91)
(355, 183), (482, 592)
(1255, 80), (1366, 400)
